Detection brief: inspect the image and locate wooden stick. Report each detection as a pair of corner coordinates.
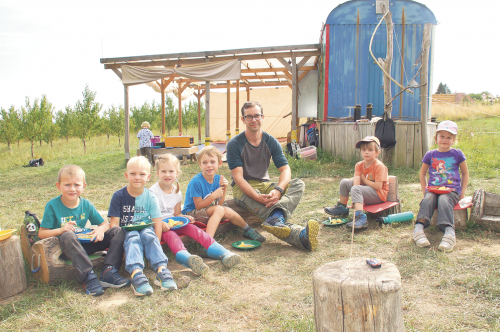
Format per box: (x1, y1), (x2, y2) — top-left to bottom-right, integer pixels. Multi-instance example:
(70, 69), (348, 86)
(350, 211), (356, 259)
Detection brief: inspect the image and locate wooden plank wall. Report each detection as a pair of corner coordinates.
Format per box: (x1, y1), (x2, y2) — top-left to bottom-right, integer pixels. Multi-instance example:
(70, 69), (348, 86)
(431, 94), (456, 104)
(320, 122), (437, 168)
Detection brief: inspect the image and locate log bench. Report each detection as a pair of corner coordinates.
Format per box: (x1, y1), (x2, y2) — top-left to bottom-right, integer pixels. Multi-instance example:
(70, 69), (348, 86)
(20, 200), (259, 284)
(471, 189), (500, 231)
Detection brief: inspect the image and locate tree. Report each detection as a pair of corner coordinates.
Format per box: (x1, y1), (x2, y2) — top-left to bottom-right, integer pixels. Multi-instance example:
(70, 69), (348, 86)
(436, 82), (451, 94)
(0, 106), (21, 151)
(106, 105), (125, 146)
(42, 120), (59, 147)
(130, 100), (160, 133)
(73, 85), (102, 153)
(21, 95), (53, 158)
(56, 107), (75, 141)
(164, 95), (177, 136)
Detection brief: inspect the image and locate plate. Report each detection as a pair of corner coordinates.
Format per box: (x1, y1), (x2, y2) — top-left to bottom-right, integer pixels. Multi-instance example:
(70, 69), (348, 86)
(75, 229), (95, 243)
(232, 240), (261, 250)
(162, 216), (190, 230)
(122, 221), (154, 231)
(322, 218), (349, 227)
(0, 229), (17, 241)
(427, 186), (454, 194)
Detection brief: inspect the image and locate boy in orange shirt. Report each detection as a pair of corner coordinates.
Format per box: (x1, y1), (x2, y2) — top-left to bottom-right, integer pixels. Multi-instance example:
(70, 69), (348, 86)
(324, 136), (389, 229)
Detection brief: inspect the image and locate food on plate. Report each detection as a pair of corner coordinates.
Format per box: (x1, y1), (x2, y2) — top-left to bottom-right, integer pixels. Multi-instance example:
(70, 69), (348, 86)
(167, 219), (183, 227)
(237, 242), (254, 248)
(328, 219), (344, 224)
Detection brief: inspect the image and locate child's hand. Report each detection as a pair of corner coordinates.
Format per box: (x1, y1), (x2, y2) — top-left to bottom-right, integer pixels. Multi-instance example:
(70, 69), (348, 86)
(161, 221), (171, 232)
(90, 229), (105, 242)
(360, 174), (366, 184)
(220, 176), (228, 189)
(60, 221), (76, 233)
(212, 187), (224, 200)
(184, 215), (195, 223)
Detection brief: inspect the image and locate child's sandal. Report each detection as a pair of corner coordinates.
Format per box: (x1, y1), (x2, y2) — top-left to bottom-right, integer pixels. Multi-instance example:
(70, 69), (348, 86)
(438, 234), (456, 253)
(412, 230), (431, 248)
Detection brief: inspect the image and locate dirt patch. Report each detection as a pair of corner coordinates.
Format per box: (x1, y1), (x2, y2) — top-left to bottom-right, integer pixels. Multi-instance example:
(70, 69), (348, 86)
(97, 293), (130, 312)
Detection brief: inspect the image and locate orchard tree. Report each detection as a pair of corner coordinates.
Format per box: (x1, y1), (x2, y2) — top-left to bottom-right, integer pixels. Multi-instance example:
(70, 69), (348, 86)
(21, 95), (54, 158)
(73, 85), (102, 153)
(56, 107), (75, 141)
(106, 105), (125, 146)
(164, 95), (177, 136)
(0, 106), (21, 151)
(42, 121), (59, 147)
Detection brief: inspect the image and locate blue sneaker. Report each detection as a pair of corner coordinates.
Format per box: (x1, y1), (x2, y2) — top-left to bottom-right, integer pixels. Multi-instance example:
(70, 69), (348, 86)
(262, 216), (291, 239)
(345, 211), (368, 229)
(154, 269), (177, 291)
(324, 201), (349, 217)
(83, 270), (104, 297)
(131, 271), (153, 296)
(100, 266), (131, 288)
(243, 227), (266, 242)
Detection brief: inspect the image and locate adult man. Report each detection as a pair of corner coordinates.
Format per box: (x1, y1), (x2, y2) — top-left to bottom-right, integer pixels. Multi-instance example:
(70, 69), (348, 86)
(226, 101), (319, 251)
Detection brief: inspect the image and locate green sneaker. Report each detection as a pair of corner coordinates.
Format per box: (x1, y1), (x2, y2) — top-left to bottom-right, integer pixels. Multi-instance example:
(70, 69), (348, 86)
(262, 216), (291, 239)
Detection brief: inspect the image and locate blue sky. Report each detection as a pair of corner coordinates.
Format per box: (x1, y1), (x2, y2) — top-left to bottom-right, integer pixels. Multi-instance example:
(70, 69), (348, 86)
(1, 0), (498, 112)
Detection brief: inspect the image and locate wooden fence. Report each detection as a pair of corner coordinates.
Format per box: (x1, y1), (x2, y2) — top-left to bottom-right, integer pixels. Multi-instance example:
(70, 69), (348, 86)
(319, 121), (437, 169)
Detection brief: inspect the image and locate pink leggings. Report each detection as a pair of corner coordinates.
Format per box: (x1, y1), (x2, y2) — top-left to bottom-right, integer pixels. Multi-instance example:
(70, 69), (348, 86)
(161, 224), (215, 256)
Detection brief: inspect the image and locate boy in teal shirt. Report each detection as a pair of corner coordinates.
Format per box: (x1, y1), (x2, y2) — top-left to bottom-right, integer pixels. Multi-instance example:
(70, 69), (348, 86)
(38, 165), (130, 296)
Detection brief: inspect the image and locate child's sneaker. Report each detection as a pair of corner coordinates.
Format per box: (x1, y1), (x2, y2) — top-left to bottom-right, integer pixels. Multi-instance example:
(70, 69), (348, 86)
(83, 270), (104, 297)
(243, 227), (266, 242)
(131, 271), (153, 296)
(154, 269), (177, 291)
(100, 266), (131, 288)
(345, 211), (368, 229)
(262, 216), (291, 239)
(324, 201), (349, 217)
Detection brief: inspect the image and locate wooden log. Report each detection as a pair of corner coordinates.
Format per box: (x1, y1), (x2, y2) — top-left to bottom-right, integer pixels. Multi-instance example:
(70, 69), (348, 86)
(430, 208), (468, 230)
(313, 258), (404, 332)
(471, 190), (500, 231)
(31, 236), (105, 284)
(0, 235), (27, 299)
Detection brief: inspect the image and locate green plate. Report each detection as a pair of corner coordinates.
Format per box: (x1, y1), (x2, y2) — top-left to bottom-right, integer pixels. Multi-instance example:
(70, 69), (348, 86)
(122, 221), (154, 231)
(232, 240), (261, 250)
(322, 218), (349, 227)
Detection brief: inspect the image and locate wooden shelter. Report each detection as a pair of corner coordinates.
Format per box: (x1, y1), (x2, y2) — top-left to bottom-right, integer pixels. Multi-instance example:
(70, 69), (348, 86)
(100, 45), (320, 160)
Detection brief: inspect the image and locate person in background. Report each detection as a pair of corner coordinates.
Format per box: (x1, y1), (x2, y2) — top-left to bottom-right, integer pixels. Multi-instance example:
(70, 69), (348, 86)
(137, 121), (154, 163)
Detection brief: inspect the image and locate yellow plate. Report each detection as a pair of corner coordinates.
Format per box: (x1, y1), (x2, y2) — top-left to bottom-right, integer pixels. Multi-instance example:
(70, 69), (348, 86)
(0, 229), (17, 241)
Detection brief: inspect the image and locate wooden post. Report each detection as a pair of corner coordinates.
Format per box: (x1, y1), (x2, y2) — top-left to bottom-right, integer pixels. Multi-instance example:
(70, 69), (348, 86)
(420, 23), (432, 157)
(313, 258), (404, 332)
(380, 5), (394, 165)
(0, 235), (27, 299)
(246, 86), (250, 101)
(235, 79), (240, 135)
(205, 81), (211, 145)
(226, 80), (231, 143)
(399, 7), (406, 118)
(178, 79), (183, 135)
(197, 86), (202, 145)
(124, 85), (130, 161)
(291, 55), (298, 142)
(160, 79), (166, 136)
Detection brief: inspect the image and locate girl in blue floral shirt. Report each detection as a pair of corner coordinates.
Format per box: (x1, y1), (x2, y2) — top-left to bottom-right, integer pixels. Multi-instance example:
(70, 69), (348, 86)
(137, 121), (154, 163)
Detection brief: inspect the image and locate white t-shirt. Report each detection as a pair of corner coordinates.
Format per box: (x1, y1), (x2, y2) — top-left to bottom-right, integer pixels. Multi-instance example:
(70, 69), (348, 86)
(149, 182), (183, 219)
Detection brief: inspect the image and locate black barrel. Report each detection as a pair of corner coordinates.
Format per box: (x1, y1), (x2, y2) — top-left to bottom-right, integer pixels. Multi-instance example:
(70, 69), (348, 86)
(366, 103), (373, 120)
(354, 104), (361, 121)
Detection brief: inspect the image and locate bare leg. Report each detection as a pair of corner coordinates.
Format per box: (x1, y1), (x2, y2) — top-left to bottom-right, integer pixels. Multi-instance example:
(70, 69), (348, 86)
(339, 195), (349, 205)
(204, 205), (224, 237)
(223, 207), (246, 228)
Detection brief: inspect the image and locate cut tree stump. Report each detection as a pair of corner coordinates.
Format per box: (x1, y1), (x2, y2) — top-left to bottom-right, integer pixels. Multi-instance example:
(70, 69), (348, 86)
(0, 235), (27, 299)
(313, 258), (404, 332)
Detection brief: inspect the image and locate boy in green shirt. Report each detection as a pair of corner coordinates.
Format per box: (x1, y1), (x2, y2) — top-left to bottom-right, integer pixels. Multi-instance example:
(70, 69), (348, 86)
(38, 165), (130, 296)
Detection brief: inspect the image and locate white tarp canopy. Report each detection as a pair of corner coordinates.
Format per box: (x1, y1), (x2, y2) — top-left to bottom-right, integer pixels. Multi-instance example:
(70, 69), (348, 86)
(121, 59), (241, 85)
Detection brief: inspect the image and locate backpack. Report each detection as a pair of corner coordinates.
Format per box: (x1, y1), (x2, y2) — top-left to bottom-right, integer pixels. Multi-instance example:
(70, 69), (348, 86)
(374, 113), (397, 149)
(23, 158), (44, 168)
(307, 127), (319, 147)
(24, 210), (41, 246)
(286, 142), (300, 159)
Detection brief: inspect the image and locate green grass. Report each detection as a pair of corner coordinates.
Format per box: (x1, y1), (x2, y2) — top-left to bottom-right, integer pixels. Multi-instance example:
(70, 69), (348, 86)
(1, 118), (500, 331)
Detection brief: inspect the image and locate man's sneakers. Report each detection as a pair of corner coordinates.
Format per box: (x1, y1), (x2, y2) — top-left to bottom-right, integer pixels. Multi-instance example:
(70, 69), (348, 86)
(262, 216), (291, 239)
(83, 270), (104, 297)
(299, 219), (320, 251)
(154, 269), (177, 291)
(100, 266), (131, 288)
(345, 211), (368, 229)
(324, 201), (349, 217)
(243, 227), (266, 242)
(131, 271), (154, 296)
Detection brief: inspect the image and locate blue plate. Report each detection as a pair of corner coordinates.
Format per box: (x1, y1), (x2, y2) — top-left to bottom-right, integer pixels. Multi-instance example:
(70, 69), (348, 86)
(162, 216), (190, 230)
(75, 229), (94, 243)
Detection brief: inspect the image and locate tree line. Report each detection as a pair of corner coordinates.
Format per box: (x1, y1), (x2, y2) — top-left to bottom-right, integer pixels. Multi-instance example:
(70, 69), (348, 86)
(0, 85), (205, 157)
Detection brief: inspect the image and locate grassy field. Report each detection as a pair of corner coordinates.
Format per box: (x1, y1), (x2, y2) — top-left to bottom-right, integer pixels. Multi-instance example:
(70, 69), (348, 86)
(0, 117), (499, 331)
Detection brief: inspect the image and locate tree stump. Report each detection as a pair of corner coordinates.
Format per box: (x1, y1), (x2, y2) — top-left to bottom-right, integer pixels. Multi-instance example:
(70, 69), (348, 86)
(0, 235), (27, 299)
(313, 258), (404, 332)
